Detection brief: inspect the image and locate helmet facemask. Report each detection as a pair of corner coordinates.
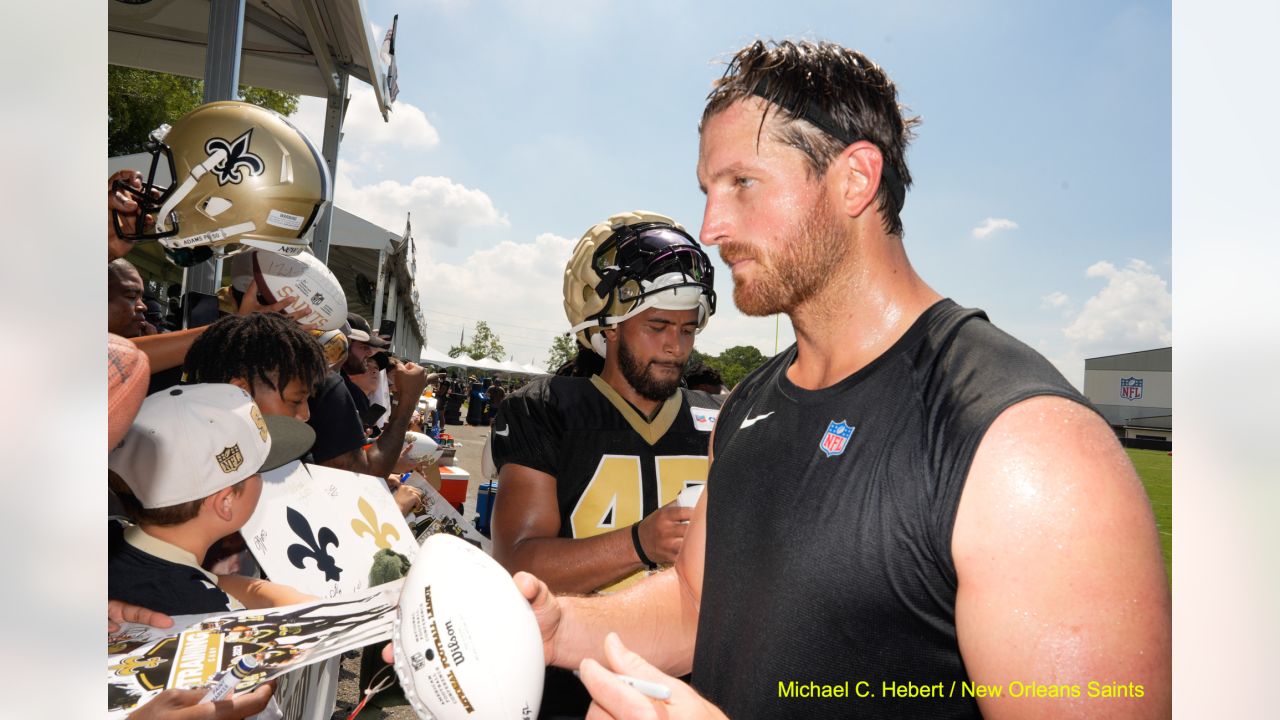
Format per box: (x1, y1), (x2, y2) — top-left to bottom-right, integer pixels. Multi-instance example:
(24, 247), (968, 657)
(569, 219), (717, 357)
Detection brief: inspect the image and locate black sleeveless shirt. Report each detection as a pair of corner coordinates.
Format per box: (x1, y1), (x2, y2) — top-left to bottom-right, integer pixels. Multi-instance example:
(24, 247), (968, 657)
(693, 300), (1090, 719)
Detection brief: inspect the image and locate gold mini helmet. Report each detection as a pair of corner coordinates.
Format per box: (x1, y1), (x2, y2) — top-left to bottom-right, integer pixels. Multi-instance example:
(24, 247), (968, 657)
(311, 325), (350, 370)
(110, 100), (332, 267)
(563, 210), (716, 357)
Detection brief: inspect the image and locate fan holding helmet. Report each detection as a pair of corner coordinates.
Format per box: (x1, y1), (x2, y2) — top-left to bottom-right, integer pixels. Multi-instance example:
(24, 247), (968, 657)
(108, 101), (336, 379)
(487, 210), (720, 718)
(110, 100), (332, 268)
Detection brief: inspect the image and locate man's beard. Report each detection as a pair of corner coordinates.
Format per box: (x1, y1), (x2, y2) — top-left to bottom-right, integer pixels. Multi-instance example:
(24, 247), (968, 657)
(343, 352), (369, 376)
(720, 194), (847, 317)
(617, 333), (685, 402)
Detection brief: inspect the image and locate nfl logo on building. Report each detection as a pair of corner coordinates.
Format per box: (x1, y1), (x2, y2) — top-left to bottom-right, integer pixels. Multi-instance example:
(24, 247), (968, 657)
(819, 420), (855, 458)
(1120, 377), (1144, 401)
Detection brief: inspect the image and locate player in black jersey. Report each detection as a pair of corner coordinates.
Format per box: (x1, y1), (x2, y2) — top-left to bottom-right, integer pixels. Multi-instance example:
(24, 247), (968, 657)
(490, 211), (719, 595)
(507, 41), (1171, 720)
(490, 211), (719, 719)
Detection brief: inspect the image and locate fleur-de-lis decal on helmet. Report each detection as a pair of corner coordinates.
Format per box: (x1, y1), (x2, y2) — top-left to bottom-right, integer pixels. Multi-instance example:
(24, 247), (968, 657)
(205, 129), (265, 186)
(285, 506), (342, 582)
(351, 496), (401, 550)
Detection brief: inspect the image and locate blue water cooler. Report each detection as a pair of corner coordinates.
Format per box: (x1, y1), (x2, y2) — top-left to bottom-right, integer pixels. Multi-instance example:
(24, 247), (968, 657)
(475, 482), (498, 537)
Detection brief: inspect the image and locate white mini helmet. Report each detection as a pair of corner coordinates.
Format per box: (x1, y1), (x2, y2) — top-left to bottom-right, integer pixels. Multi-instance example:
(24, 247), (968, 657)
(563, 211), (716, 357)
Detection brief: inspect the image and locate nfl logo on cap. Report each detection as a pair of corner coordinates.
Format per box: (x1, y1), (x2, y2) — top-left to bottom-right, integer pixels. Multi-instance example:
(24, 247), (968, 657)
(819, 420), (854, 458)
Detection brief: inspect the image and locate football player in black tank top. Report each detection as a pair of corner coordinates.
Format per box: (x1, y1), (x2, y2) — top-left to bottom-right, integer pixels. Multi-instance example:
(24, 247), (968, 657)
(503, 40), (1171, 720)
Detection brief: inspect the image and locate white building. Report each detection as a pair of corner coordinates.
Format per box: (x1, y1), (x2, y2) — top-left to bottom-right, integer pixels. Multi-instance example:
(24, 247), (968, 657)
(1083, 347), (1172, 444)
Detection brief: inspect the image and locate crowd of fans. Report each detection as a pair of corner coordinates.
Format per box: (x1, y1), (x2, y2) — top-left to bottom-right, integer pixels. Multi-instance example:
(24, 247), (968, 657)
(105, 123), (721, 719)
(103, 103), (471, 717)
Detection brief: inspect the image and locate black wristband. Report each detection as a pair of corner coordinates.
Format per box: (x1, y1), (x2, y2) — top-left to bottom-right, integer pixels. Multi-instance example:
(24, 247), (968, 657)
(631, 522), (659, 570)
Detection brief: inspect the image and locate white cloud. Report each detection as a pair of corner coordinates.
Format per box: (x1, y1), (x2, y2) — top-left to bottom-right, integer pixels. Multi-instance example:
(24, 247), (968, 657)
(971, 217), (1019, 239)
(415, 232), (576, 362)
(1035, 259), (1171, 390)
(334, 166), (508, 247)
(292, 87), (439, 174)
(1061, 259), (1172, 348)
(1041, 291), (1070, 309)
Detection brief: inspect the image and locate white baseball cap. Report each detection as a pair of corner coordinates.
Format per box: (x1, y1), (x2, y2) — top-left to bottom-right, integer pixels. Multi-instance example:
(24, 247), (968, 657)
(108, 383), (315, 509)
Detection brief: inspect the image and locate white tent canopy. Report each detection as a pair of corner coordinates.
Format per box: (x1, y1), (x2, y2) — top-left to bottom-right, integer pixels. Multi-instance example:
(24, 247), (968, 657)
(466, 356), (509, 374)
(497, 360), (528, 374)
(416, 347), (546, 375)
(109, 0), (392, 116)
(418, 346), (469, 368)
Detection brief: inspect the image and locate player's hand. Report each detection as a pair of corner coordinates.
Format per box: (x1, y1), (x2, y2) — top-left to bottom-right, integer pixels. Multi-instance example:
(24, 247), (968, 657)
(393, 361), (429, 400)
(582, 633), (727, 720)
(636, 501), (693, 565)
(109, 600), (174, 634)
(109, 169), (158, 261)
(125, 681), (275, 719)
(236, 279), (312, 322)
(512, 571), (563, 666)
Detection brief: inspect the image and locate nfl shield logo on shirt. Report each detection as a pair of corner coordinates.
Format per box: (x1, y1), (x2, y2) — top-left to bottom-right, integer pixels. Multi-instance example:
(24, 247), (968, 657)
(819, 420), (855, 457)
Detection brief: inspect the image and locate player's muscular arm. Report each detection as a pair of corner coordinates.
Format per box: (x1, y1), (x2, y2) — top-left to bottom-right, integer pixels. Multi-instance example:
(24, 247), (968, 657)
(493, 463), (680, 595)
(952, 396), (1171, 719)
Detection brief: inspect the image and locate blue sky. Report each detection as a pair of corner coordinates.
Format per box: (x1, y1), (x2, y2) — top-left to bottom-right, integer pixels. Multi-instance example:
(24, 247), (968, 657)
(293, 0), (1171, 386)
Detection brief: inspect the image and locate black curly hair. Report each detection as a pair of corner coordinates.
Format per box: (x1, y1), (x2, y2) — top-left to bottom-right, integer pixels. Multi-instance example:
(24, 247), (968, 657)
(182, 313), (327, 398)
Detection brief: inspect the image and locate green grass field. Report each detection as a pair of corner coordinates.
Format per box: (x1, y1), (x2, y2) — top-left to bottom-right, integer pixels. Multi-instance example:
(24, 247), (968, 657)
(1126, 448), (1172, 580)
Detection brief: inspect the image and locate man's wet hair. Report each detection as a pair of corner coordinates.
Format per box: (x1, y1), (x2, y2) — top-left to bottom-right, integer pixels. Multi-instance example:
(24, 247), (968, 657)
(701, 39), (920, 237)
(182, 312), (326, 398)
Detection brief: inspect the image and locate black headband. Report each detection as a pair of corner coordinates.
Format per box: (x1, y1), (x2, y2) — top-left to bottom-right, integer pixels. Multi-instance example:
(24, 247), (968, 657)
(749, 78), (905, 212)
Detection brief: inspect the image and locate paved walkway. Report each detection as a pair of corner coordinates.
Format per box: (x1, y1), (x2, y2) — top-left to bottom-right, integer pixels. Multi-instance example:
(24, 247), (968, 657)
(435, 418), (497, 524)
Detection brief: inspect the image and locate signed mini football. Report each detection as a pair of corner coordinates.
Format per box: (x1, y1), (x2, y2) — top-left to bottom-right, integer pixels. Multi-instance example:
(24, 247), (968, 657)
(251, 249), (347, 331)
(392, 534), (543, 720)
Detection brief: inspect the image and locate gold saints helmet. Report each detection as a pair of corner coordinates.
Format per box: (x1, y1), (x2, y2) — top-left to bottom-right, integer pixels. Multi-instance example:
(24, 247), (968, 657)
(563, 210), (716, 357)
(110, 100), (332, 267)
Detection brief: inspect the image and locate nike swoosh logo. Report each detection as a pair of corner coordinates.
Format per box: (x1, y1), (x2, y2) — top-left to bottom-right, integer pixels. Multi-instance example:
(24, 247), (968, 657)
(494, 427), (510, 436)
(740, 411), (774, 429)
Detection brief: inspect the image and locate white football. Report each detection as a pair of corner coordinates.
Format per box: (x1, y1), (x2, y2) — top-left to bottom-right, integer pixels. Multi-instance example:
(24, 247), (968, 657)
(403, 431), (443, 466)
(251, 249), (347, 331)
(393, 534), (544, 720)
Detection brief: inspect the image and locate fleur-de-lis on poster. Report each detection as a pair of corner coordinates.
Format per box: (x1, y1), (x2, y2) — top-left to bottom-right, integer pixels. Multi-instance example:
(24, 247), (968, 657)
(351, 496), (401, 550)
(204, 129), (265, 186)
(285, 506), (342, 582)
(110, 656), (164, 677)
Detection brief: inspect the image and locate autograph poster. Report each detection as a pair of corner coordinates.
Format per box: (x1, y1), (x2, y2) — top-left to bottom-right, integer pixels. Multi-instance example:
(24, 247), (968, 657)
(107, 582), (401, 717)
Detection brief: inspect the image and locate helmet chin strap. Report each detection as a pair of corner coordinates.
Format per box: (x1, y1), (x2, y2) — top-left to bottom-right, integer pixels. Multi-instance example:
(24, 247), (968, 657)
(154, 148), (229, 232)
(571, 288), (712, 359)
